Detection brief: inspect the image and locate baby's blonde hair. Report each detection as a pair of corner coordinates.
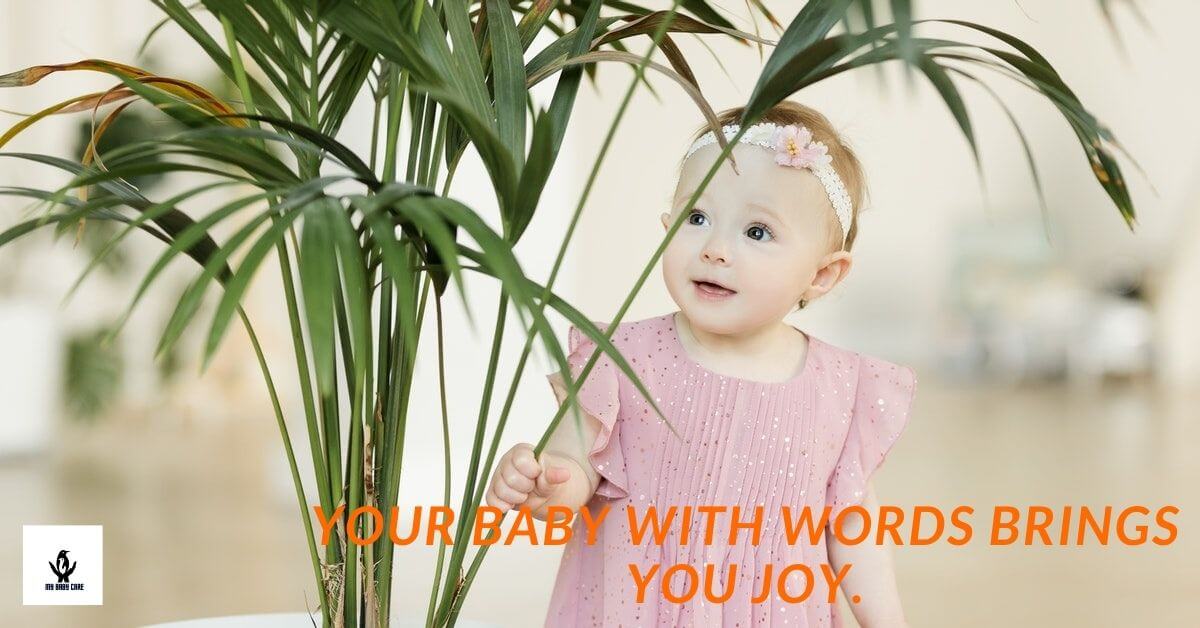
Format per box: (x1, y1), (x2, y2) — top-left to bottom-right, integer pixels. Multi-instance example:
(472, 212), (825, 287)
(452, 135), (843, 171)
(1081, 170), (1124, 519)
(681, 100), (869, 254)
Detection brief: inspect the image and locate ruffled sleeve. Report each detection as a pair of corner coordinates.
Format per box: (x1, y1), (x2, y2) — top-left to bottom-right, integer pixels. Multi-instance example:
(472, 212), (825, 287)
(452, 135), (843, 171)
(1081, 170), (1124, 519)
(544, 324), (629, 500)
(825, 354), (917, 520)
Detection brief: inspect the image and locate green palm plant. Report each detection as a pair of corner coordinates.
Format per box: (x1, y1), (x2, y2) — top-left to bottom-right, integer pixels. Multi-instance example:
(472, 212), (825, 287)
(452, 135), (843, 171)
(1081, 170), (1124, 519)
(0, 1), (1139, 626)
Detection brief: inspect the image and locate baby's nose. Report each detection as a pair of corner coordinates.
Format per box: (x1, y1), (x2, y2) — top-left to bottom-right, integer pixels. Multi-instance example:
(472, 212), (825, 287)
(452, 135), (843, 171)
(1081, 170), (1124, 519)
(701, 236), (730, 264)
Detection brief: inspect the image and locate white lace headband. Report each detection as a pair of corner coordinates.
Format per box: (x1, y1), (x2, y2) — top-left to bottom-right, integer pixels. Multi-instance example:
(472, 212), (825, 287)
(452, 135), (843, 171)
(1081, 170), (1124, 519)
(684, 122), (853, 246)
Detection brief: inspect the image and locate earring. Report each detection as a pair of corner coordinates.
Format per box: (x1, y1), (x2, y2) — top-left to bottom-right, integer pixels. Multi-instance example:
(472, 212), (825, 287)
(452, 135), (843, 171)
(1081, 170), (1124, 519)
(798, 298), (808, 309)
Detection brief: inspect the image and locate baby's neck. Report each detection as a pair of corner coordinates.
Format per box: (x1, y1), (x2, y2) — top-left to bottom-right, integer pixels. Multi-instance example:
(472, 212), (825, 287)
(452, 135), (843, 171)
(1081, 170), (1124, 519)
(675, 311), (809, 383)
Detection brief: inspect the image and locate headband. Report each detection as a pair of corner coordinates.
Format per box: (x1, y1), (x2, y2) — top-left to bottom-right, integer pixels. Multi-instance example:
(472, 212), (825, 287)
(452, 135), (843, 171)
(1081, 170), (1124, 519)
(684, 122), (853, 246)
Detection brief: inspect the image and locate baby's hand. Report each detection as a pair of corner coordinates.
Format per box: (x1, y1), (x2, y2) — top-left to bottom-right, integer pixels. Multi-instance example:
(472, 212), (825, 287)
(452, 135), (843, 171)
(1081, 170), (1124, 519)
(486, 442), (573, 516)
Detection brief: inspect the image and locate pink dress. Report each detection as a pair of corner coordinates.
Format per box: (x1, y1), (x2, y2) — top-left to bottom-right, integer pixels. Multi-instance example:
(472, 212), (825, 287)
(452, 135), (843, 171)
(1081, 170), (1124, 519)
(542, 311), (917, 627)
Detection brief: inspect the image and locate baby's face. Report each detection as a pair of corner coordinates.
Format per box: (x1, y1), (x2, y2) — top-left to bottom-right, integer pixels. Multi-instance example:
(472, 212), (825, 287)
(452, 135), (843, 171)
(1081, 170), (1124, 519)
(661, 142), (851, 335)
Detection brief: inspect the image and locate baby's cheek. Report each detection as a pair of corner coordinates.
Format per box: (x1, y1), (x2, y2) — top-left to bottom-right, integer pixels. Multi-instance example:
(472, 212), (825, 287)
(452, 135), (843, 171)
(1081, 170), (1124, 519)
(750, 272), (806, 309)
(661, 241), (687, 276)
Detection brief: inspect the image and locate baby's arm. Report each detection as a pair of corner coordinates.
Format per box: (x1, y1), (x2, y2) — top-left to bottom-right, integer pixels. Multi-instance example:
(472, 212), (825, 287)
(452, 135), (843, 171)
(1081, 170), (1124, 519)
(484, 372), (602, 522)
(825, 481), (910, 628)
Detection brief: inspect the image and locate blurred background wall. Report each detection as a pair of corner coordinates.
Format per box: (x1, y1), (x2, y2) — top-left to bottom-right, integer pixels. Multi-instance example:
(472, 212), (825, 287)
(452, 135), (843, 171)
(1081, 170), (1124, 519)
(1, 1), (1197, 626)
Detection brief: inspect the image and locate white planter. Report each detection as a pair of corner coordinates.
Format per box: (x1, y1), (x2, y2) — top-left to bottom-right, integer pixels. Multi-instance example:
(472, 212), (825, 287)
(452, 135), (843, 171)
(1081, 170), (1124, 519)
(143, 613), (503, 628)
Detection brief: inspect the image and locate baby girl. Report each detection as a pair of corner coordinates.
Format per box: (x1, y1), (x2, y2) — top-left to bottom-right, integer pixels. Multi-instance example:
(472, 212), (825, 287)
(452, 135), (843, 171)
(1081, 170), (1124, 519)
(487, 100), (917, 627)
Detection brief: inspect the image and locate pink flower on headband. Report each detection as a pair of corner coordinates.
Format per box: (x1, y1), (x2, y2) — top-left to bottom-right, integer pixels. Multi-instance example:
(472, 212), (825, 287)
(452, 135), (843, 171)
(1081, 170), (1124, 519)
(772, 124), (832, 169)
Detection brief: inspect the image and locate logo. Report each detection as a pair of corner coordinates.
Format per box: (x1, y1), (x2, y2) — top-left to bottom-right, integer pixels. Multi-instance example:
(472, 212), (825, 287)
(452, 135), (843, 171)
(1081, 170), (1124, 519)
(49, 549), (79, 586)
(23, 525), (103, 605)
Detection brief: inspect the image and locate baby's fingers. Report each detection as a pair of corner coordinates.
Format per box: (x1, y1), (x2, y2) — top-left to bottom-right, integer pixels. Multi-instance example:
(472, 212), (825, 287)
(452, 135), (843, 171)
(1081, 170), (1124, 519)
(495, 463), (535, 499)
(532, 454), (572, 498)
(507, 442), (542, 480)
(487, 467), (533, 512)
(485, 484), (514, 512)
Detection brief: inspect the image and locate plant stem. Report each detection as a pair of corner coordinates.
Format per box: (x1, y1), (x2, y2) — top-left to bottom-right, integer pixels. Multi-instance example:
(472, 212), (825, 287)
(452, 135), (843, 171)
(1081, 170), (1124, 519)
(416, 98), (439, 187)
(432, 292), (508, 628)
(369, 84), (384, 174)
(332, 278), (363, 628)
(239, 308), (330, 627)
(424, 290), (453, 628)
(308, 11), (320, 128)
(220, 13), (331, 625)
(377, 272), (433, 624)
(382, 66), (408, 183)
(405, 93), (428, 183)
(424, 109), (449, 188)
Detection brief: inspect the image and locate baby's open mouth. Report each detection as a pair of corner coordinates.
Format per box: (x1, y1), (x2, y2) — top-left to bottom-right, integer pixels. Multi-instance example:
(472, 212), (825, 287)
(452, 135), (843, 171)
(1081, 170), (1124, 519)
(693, 280), (736, 296)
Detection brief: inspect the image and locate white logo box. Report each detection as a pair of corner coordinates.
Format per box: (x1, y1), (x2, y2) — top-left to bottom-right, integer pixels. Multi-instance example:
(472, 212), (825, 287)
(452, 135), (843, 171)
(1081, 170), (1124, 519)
(23, 524), (103, 606)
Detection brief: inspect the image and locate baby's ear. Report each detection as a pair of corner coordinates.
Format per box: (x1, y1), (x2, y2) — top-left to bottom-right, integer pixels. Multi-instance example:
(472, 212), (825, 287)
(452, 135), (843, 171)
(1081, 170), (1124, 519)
(802, 251), (853, 302)
(660, 212), (671, 230)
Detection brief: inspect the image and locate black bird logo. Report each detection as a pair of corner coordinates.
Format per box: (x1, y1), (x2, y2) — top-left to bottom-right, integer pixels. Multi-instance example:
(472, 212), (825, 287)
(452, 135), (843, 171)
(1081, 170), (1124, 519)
(49, 549), (76, 583)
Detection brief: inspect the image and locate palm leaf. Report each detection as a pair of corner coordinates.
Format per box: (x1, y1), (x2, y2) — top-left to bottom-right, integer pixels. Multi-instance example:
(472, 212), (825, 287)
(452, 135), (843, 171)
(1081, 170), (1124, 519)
(743, 19), (1138, 228)
(484, 0), (528, 171)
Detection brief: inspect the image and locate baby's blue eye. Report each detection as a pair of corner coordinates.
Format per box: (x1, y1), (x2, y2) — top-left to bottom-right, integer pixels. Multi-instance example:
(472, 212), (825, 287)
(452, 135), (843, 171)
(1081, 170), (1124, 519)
(747, 224), (774, 242)
(687, 210), (708, 226)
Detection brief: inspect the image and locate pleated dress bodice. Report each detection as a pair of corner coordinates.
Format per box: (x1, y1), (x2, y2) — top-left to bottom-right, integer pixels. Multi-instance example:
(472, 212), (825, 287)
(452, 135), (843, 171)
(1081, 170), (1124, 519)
(542, 311), (916, 627)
